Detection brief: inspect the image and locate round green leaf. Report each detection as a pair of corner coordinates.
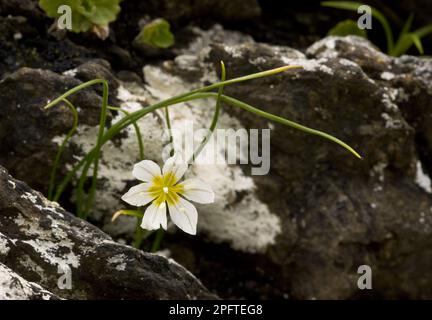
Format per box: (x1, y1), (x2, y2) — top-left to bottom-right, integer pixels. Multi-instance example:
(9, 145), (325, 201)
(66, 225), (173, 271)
(136, 18), (175, 49)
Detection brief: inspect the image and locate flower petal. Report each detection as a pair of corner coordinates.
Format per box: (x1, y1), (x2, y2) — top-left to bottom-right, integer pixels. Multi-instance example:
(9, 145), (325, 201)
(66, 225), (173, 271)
(121, 183), (154, 206)
(141, 202), (167, 230)
(181, 178), (215, 204)
(162, 155), (187, 183)
(132, 160), (161, 182)
(168, 198), (198, 235)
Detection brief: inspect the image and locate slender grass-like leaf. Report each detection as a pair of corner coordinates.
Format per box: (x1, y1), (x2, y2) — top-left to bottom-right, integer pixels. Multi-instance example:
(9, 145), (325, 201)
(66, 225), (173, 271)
(45, 64), (361, 221)
(322, 1), (394, 53)
(48, 98), (78, 200)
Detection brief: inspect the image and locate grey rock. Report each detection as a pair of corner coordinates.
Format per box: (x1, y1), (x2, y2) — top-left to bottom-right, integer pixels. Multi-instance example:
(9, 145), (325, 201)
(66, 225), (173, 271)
(0, 165), (216, 299)
(0, 262), (59, 300)
(384, 56), (432, 182)
(0, 63), (112, 192)
(157, 37), (432, 299)
(308, 36), (432, 188)
(0, 0), (42, 18)
(2, 28), (432, 299)
(122, 0), (261, 24)
(306, 36), (393, 76)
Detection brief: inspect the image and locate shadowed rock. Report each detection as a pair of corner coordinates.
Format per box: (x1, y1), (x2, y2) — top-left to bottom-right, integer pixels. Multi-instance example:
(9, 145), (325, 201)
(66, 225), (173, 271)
(0, 63), (115, 192)
(0, 263), (59, 300)
(0, 166), (216, 299)
(2, 19), (432, 299)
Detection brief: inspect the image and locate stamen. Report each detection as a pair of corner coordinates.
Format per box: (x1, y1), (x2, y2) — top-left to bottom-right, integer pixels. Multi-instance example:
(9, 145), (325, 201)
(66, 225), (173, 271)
(163, 187), (169, 193)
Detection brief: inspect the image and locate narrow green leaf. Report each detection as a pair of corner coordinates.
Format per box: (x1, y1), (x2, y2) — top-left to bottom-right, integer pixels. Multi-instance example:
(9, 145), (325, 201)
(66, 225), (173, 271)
(413, 24), (432, 38)
(392, 15), (415, 56)
(392, 34), (412, 57)
(48, 98), (78, 200)
(328, 19), (367, 37)
(189, 61), (226, 163)
(108, 106), (145, 160)
(410, 34), (424, 54)
(322, 1), (363, 11)
(400, 14), (414, 37)
(112, 209), (144, 222)
(322, 1), (394, 53)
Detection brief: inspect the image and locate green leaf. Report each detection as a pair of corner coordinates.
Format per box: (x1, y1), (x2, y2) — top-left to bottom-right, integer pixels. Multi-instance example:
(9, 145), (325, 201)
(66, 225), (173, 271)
(410, 34), (424, 54)
(86, 0), (121, 26)
(322, 1), (364, 11)
(400, 14), (414, 37)
(413, 24), (432, 38)
(112, 209), (144, 222)
(321, 1), (394, 54)
(392, 22), (432, 56)
(392, 34), (412, 56)
(135, 18), (175, 49)
(392, 15), (414, 56)
(39, 0), (121, 33)
(328, 19), (367, 37)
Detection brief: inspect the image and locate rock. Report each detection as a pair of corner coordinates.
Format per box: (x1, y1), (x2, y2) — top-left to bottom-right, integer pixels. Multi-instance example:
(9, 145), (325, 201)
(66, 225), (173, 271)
(136, 36), (432, 299)
(74, 59), (120, 93)
(0, 165), (216, 299)
(306, 36), (393, 77)
(0, 0), (42, 19)
(119, 0), (261, 26)
(0, 263), (59, 300)
(308, 36), (432, 186)
(2, 24), (432, 299)
(382, 56), (432, 183)
(0, 14), (96, 77)
(0, 62), (118, 192)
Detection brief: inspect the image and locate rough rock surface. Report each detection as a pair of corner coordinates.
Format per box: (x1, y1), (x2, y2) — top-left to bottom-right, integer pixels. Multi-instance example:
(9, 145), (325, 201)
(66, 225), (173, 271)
(0, 5), (432, 299)
(122, 0), (261, 23)
(0, 165), (216, 299)
(134, 36), (432, 299)
(0, 64), (112, 192)
(0, 263), (58, 300)
(196, 37), (432, 299)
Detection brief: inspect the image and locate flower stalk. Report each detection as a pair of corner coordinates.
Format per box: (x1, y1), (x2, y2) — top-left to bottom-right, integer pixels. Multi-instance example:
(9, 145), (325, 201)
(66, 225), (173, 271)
(44, 63), (362, 240)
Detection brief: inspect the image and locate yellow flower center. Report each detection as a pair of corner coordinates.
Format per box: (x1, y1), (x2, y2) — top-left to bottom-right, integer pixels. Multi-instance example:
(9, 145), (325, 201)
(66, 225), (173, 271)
(148, 172), (184, 206)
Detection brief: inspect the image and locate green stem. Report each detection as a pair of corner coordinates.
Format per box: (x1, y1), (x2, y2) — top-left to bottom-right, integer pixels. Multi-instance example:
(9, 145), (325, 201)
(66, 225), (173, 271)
(53, 155), (88, 202)
(133, 220), (148, 249)
(220, 94), (362, 159)
(48, 98), (78, 200)
(109, 106), (147, 248)
(54, 90), (362, 205)
(46, 65), (361, 220)
(109, 106), (144, 160)
(164, 107), (174, 156)
(44, 79), (109, 218)
(77, 105), (145, 219)
(47, 66), (300, 212)
(72, 65), (302, 148)
(82, 80), (109, 218)
(189, 61), (226, 164)
(76, 156), (92, 218)
(151, 229), (165, 252)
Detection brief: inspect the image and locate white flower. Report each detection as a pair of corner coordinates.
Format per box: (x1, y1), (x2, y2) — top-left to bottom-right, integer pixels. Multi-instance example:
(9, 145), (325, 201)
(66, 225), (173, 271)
(121, 155), (214, 235)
